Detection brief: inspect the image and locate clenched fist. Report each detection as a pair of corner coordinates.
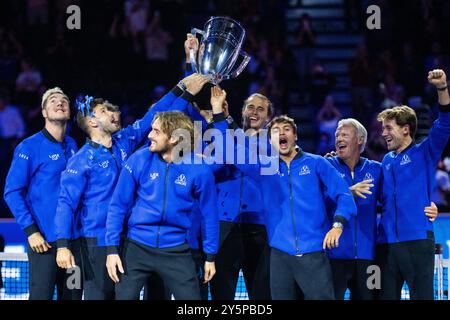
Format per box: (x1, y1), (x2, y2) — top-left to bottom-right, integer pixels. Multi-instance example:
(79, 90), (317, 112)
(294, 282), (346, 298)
(428, 69), (447, 89)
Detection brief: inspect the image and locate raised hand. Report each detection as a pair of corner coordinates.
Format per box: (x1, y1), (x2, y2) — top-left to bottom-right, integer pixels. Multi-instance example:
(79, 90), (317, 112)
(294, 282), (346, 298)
(428, 69), (447, 89)
(181, 73), (211, 96)
(349, 179), (374, 199)
(184, 33), (199, 62)
(210, 86), (227, 114)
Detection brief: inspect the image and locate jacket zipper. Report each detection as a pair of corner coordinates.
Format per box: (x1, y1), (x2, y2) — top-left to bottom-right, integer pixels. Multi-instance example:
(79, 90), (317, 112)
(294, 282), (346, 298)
(392, 160), (399, 241)
(237, 172), (245, 223)
(351, 172), (358, 259)
(287, 164), (300, 255)
(156, 163), (170, 248)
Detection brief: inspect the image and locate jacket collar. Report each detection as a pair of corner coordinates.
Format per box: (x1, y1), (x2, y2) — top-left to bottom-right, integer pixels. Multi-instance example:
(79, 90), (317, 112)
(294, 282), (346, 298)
(337, 156), (365, 169)
(41, 128), (63, 144)
(87, 138), (101, 149)
(394, 141), (416, 156)
(280, 146), (304, 165)
(292, 146), (304, 161)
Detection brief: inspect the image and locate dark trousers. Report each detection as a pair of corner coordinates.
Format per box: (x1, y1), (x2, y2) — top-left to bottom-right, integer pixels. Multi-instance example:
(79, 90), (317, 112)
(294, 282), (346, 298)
(143, 249), (209, 300)
(115, 239), (200, 300)
(210, 222), (271, 300)
(192, 249), (209, 300)
(142, 272), (171, 300)
(270, 248), (335, 300)
(28, 239), (83, 300)
(80, 239), (115, 300)
(330, 259), (375, 300)
(375, 239), (435, 300)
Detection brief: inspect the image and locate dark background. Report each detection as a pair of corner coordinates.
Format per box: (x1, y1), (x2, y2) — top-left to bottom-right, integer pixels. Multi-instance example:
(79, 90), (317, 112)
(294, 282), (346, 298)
(0, 0), (450, 218)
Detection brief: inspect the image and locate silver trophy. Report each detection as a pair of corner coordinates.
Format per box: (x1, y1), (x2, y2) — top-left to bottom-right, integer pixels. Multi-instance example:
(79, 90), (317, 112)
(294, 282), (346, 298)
(190, 16), (250, 85)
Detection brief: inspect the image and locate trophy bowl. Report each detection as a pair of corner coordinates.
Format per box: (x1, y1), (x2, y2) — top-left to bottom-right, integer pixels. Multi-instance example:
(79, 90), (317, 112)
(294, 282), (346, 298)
(190, 16), (251, 85)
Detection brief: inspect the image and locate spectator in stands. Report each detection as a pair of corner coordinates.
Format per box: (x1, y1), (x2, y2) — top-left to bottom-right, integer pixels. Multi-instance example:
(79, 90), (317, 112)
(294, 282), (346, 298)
(295, 13), (316, 87)
(308, 60), (336, 107)
(0, 89), (25, 141)
(127, 0), (149, 56)
(0, 27), (23, 89)
(145, 11), (173, 85)
(432, 158), (450, 207)
(317, 95), (342, 154)
(378, 83), (397, 110)
(0, 87), (26, 218)
(15, 59), (42, 108)
(349, 43), (374, 127)
(27, 0), (49, 27)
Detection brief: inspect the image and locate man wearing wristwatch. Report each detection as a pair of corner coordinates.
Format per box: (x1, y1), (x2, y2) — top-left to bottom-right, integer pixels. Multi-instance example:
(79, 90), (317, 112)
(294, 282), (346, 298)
(375, 69), (450, 300)
(184, 33), (275, 300)
(209, 87), (357, 300)
(325, 118), (438, 300)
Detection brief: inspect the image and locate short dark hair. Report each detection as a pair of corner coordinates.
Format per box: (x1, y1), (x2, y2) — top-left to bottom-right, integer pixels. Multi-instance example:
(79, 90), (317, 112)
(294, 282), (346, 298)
(267, 115), (298, 139)
(76, 98), (105, 135)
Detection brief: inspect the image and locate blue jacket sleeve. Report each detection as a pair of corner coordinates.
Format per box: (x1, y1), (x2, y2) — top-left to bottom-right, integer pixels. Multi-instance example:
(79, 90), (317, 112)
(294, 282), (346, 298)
(420, 108), (450, 165)
(193, 167), (219, 261)
(4, 142), (40, 236)
(169, 90), (209, 133)
(105, 160), (138, 254)
(209, 115), (262, 180)
(118, 88), (182, 153)
(317, 157), (357, 224)
(55, 155), (88, 248)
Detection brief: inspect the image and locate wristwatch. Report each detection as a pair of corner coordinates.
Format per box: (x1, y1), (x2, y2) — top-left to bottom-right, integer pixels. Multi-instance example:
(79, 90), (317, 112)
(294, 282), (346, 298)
(332, 222), (344, 230)
(177, 81), (187, 91)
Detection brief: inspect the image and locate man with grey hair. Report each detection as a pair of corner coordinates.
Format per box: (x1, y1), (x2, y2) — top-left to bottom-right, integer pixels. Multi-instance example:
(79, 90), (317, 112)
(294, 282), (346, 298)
(325, 118), (438, 299)
(4, 87), (81, 300)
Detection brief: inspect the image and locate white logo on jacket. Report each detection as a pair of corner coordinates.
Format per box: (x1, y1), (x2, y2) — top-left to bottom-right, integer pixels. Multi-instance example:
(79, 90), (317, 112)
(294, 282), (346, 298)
(385, 164), (391, 171)
(67, 169), (78, 174)
(150, 172), (159, 180)
(49, 154), (60, 161)
(120, 149), (127, 161)
(299, 165), (311, 176)
(175, 174), (187, 186)
(400, 154), (411, 166)
(364, 172), (374, 181)
(99, 160), (109, 168)
(340, 173), (346, 178)
(18, 153), (29, 160)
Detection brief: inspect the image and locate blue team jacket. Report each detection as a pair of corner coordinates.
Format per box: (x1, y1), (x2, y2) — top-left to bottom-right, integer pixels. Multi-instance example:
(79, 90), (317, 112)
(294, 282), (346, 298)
(377, 110), (450, 244)
(4, 129), (78, 243)
(105, 149), (219, 261)
(55, 88), (192, 247)
(214, 131), (271, 225)
(326, 157), (381, 260)
(212, 117), (357, 255)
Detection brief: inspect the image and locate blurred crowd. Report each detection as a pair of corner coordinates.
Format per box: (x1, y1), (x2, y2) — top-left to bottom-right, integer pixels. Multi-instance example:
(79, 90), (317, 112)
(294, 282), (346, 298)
(0, 0), (449, 216)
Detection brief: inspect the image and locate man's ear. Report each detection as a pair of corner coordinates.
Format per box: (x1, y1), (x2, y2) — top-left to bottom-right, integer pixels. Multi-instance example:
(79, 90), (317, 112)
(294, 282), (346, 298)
(169, 135), (180, 146)
(402, 124), (410, 137)
(295, 133), (298, 141)
(87, 117), (98, 129)
(42, 108), (47, 119)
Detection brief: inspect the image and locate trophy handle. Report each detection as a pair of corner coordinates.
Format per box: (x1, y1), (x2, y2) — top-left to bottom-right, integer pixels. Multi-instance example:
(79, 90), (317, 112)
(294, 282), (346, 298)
(189, 28), (205, 73)
(223, 51), (251, 80)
